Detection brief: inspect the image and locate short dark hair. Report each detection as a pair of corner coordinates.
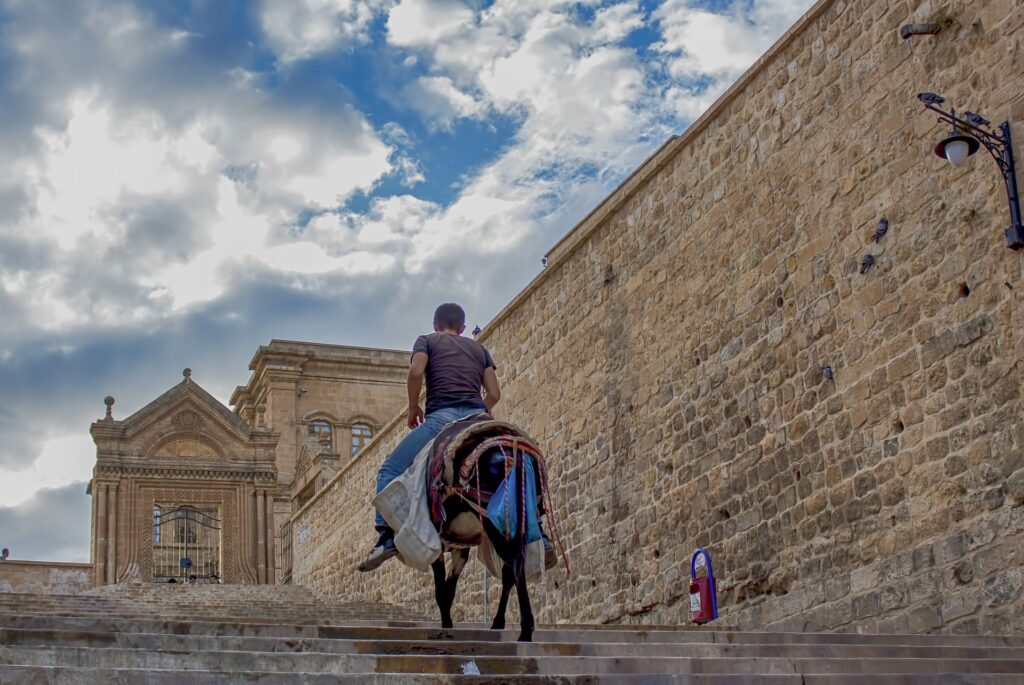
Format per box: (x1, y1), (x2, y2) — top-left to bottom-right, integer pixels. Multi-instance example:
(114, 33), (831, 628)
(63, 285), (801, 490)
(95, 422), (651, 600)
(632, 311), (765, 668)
(433, 303), (465, 330)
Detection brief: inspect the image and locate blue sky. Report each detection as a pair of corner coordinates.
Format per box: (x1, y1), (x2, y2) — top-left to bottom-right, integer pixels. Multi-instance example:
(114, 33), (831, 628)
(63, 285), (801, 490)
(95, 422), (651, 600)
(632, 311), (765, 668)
(0, 0), (813, 561)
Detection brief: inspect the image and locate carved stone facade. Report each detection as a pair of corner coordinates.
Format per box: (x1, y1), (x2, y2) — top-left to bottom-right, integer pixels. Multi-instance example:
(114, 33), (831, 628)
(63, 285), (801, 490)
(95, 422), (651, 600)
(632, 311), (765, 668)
(230, 340), (409, 581)
(89, 341), (408, 586)
(89, 372), (278, 586)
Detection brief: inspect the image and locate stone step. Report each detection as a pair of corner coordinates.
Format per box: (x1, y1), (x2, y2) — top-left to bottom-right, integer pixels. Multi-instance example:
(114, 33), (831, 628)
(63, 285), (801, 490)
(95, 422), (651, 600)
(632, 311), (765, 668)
(8, 610), (1024, 651)
(4, 645), (1024, 676)
(2, 586), (1017, 682)
(4, 627), (1024, 661)
(0, 607), (418, 621)
(0, 604), (424, 621)
(0, 590), (428, 622)
(5, 666), (1023, 685)
(3, 612), (1023, 648)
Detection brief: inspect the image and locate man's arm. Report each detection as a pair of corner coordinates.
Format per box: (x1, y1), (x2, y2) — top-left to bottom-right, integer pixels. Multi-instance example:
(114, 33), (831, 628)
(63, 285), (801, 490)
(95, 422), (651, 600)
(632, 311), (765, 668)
(408, 352), (428, 428)
(482, 367), (501, 412)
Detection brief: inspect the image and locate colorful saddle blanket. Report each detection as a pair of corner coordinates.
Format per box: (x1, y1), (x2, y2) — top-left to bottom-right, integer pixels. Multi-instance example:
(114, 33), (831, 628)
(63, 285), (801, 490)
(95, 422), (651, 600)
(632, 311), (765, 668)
(426, 416), (545, 541)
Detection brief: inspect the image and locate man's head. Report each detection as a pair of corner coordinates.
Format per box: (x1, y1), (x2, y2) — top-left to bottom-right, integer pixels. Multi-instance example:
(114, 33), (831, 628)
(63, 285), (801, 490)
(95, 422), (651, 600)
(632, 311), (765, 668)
(1, 548), (9, 559)
(433, 303), (466, 334)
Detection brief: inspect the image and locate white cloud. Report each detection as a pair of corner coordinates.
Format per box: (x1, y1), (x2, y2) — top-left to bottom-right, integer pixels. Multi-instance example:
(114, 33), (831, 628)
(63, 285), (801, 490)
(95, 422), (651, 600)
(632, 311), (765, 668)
(0, 434), (94, 508)
(260, 0), (392, 62)
(380, 123), (426, 186)
(592, 3), (644, 44)
(387, 0), (475, 47)
(9, 90), (396, 323)
(402, 76), (487, 128)
(30, 95), (203, 245)
(150, 178), (398, 310)
(655, 0), (812, 80)
(654, 0), (814, 125)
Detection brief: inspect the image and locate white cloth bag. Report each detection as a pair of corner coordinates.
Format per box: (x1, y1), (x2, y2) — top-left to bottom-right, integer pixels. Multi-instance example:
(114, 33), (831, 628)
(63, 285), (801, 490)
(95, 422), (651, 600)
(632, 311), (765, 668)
(372, 441), (443, 571)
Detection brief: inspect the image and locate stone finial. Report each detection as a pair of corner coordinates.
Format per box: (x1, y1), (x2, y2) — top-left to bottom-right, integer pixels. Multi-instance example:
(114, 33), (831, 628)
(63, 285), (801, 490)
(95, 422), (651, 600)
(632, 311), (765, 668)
(103, 396), (115, 420)
(183, 368), (192, 382)
(256, 402), (267, 429)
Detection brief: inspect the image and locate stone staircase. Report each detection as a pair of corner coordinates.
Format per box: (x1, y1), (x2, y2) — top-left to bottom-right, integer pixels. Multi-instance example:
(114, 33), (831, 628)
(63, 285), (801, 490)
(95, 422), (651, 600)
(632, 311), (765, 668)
(2, 585), (1024, 683)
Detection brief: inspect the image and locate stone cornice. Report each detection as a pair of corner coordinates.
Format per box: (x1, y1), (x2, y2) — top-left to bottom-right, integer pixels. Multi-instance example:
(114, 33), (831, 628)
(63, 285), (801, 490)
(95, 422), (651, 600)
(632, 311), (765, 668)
(95, 464), (276, 482)
(232, 339), (409, 412)
(248, 339), (408, 371)
(96, 452), (276, 470)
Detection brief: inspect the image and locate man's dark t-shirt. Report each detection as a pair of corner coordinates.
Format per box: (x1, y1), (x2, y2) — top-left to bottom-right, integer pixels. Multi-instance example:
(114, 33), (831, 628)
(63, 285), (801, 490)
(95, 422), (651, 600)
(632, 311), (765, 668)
(412, 333), (495, 415)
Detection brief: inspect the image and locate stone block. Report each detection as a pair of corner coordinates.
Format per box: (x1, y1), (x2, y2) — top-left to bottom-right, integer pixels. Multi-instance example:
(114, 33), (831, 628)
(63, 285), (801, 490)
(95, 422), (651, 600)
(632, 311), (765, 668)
(852, 591), (882, 619)
(907, 604), (942, 632)
(1006, 469), (1024, 507)
(921, 331), (957, 369)
(983, 569), (1024, 608)
(941, 587), (981, 623)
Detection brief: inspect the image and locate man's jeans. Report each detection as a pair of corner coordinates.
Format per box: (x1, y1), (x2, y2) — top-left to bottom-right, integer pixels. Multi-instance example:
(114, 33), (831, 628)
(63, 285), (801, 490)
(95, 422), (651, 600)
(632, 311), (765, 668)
(374, 405), (484, 531)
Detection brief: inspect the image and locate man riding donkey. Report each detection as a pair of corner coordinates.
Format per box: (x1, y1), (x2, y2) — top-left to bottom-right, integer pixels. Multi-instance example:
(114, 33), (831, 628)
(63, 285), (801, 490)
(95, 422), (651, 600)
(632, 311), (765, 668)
(359, 301), (557, 570)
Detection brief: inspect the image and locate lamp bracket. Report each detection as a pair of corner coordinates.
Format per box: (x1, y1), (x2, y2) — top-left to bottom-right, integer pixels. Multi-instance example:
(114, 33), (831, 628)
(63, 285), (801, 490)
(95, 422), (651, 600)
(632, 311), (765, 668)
(924, 103), (1010, 172)
(918, 95), (1023, 249)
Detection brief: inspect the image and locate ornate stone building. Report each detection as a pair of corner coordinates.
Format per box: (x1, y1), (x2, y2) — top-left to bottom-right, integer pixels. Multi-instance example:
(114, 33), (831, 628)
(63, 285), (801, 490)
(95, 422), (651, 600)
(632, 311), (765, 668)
(89, 340), (408, 586)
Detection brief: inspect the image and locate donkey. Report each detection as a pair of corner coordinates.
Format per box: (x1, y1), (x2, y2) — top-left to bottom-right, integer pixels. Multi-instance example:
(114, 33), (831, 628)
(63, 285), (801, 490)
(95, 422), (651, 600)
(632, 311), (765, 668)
(430, 446), (541, 643)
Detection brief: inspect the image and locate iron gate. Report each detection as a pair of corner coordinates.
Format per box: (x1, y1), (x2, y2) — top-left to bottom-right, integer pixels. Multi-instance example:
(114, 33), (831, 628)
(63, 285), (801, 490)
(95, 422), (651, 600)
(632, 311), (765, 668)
(152, 505), (222, 582)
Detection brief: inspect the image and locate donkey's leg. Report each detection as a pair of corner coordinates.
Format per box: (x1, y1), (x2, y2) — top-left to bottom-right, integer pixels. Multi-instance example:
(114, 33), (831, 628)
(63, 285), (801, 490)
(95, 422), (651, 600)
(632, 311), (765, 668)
(491, 560), (515, 631)
(441, 548), (471, 629)
(514, 555), (535, 643)
(430, 556), (452, 633)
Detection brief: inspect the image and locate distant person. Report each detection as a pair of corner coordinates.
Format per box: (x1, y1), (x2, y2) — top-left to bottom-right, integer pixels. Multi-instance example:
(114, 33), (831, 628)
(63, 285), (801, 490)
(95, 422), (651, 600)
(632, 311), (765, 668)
(210, 574), (220, 584)
(188, 574), (197, 585)
(359, 303), (500, 571)
(167, 577), (177, 583)
(1, 548), (8, 560)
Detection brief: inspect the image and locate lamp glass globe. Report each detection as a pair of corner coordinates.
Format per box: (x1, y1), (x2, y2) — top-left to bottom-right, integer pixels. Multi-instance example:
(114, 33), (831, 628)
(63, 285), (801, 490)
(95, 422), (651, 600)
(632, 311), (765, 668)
(944, 139), (970, 167)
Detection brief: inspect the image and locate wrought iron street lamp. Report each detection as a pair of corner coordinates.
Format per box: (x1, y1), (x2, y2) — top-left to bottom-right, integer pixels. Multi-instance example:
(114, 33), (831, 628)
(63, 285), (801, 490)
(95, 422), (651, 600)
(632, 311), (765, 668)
(917, 92), (1023, 249)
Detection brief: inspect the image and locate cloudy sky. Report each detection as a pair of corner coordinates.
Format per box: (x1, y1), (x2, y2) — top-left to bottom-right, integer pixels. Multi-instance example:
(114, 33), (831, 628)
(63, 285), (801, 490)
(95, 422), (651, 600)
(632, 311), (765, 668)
(0, 0), (813, 561)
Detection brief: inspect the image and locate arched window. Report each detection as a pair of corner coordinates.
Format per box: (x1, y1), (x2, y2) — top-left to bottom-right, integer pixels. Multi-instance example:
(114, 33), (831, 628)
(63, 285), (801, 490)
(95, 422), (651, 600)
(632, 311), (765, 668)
(351, 423), (373, 457)
(309, 419), (332, 446)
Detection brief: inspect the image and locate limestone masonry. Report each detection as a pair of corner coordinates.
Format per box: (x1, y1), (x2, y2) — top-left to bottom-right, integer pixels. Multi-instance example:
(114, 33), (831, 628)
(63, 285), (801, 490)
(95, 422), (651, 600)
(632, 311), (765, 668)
(0, 561), (91, 594)
(292, 0), (1024, 635)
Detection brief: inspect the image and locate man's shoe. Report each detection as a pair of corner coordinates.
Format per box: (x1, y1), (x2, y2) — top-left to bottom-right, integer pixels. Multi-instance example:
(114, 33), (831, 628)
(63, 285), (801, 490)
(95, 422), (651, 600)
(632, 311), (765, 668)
(542, 534), (557, 570)
(357, 538), (398, 572)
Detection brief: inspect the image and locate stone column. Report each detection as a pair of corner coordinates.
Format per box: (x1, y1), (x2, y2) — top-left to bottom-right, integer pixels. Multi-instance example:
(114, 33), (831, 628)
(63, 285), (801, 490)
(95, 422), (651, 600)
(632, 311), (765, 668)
(95, 484), (107, 586)
(256, 489), (267, 584)
(106, 482), (118, 584)
(266, 498), (276, 585)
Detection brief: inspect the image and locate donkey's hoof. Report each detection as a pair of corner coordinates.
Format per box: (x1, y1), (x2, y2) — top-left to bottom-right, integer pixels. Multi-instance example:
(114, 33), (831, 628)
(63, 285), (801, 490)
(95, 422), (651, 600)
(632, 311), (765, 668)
(489, 622), (505, 631)
(517, 631), (533, 643)
(430, 629), (454, 640)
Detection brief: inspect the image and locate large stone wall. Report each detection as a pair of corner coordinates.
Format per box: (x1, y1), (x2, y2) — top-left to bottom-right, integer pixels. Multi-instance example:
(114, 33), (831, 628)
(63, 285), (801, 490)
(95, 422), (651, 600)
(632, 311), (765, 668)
(0, 561), (92, 594)
(293, 0), (1024, 635)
